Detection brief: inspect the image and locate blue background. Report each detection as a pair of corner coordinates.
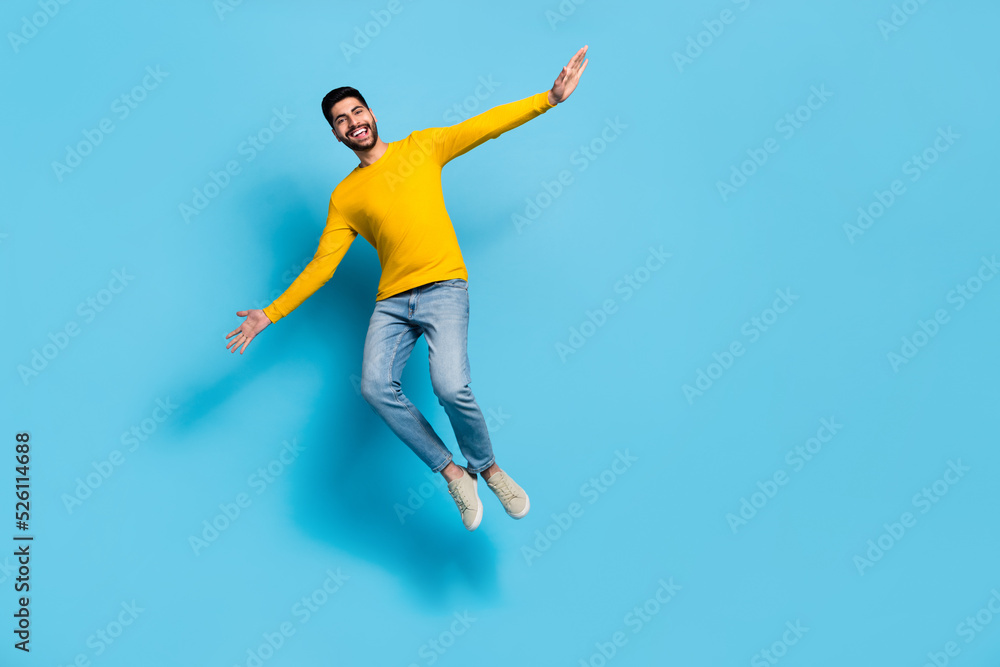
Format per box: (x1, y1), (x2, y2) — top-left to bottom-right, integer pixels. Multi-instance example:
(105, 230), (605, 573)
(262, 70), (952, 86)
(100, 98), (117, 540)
(3, 0), (999, 665)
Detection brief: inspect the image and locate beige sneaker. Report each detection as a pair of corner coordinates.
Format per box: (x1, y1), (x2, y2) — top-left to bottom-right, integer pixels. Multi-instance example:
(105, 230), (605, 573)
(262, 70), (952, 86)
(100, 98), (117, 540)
(446, 467), (483, 531)
(485, 470), (530, 519)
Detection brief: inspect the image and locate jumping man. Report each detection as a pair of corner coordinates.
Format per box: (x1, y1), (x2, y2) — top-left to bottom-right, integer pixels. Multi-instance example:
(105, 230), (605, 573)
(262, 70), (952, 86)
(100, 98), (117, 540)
(225, 46), (589, 531)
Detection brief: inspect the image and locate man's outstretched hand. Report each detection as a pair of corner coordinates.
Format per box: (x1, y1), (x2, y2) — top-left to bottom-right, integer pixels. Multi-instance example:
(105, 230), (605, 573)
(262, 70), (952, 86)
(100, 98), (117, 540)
(548, 45), (589, 106)
(226, 309), (271, 355)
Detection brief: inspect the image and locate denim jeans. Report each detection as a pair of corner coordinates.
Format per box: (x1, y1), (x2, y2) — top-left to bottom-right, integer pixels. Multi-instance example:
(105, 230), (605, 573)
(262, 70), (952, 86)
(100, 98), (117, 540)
(360, 278), (495, 474)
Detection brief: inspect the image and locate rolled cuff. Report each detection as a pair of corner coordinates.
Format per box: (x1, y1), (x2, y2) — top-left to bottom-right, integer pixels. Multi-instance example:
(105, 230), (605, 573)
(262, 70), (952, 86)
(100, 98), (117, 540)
(262, 304), (282, 324)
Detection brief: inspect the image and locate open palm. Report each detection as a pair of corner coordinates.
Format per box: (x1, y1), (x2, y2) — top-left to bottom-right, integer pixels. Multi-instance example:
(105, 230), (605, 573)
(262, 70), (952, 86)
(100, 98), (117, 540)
(225, 309), (271, 355)
(550, 45), (589, 104)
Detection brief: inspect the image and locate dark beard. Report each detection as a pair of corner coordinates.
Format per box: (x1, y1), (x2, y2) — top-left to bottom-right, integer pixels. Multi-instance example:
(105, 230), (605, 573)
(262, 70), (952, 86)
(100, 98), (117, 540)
(342, 123), (378, 151)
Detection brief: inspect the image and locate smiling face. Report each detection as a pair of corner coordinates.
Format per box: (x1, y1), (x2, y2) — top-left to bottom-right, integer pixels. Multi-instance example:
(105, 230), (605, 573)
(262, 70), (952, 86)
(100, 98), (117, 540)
(329, 97), (379, 150)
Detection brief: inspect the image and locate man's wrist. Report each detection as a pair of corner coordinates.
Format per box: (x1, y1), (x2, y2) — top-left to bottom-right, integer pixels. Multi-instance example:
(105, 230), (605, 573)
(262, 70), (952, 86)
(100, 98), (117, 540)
(547, 90), (558, 107)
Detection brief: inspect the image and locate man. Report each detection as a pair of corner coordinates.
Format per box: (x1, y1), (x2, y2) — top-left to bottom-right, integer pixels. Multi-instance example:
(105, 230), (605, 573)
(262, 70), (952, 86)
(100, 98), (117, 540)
(225, 46), (589, 531)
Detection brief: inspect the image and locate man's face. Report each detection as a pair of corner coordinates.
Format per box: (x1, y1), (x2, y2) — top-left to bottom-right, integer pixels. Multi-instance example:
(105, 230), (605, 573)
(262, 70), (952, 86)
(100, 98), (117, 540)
(329, 97), (378, 150)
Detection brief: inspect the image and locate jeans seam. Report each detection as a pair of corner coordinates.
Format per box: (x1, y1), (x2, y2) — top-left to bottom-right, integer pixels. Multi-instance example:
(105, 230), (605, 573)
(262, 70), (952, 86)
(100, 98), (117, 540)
(387, 324), (444, 458)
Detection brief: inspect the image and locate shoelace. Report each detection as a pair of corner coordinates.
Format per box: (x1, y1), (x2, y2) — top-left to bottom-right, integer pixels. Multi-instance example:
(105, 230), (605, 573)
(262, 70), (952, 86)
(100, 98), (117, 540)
(490, 476), (515, 503)
(449, 485), (471, 513)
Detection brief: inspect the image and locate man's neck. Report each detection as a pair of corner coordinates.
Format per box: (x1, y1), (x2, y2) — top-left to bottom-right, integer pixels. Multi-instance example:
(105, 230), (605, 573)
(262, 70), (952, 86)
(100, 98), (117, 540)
(356, 139), (390, 168)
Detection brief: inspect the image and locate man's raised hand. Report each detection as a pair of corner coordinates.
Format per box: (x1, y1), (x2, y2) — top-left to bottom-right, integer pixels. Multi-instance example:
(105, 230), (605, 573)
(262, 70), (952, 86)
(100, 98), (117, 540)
(549, 45), (589, 106)
(226, 309), (272, 355)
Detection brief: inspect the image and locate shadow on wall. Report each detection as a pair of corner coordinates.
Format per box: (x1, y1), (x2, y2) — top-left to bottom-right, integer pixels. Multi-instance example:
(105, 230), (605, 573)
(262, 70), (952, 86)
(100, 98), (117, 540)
(162, 176), (499, 610)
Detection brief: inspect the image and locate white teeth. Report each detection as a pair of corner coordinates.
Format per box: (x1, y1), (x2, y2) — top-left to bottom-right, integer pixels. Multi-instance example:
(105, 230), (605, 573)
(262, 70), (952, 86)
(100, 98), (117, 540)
(352, 127), (368, 137)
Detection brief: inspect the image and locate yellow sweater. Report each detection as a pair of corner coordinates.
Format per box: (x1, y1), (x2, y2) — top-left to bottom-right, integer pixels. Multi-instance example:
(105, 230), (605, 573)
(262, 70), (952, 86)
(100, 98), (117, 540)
(262, 90), (556, 323)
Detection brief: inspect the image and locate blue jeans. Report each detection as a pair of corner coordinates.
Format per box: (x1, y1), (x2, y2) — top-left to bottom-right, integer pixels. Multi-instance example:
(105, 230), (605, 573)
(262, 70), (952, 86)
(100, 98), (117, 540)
(360, 278), (495, 474)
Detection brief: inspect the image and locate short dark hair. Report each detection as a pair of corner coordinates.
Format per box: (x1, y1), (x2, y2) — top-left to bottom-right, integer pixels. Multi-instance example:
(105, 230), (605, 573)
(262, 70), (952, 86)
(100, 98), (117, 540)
(322, 87), (368, 129)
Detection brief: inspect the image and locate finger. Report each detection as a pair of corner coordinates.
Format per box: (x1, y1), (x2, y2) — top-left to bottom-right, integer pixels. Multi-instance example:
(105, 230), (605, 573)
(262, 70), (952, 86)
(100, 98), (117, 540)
(236, 310), (248, 317)
(240, 337), (251, 354)
(226, 336), (239, 350)
(226, 327), (241, 339)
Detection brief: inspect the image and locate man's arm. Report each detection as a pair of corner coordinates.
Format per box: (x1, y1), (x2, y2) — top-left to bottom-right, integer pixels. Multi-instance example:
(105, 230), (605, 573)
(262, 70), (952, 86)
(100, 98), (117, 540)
(419, 45), (589, 166)
(262, 198), (357, 324)
(423, 91), (556, 166)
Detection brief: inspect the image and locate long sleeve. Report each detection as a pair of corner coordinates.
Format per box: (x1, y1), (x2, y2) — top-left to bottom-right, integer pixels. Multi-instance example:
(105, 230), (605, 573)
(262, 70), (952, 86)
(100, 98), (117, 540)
(420, 91), (555, 166)
(262, 199), (357, 324)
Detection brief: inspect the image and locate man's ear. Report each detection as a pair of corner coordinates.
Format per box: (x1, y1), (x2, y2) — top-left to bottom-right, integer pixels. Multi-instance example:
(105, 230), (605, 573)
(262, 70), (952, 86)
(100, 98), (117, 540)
(332, 128), (342, 144)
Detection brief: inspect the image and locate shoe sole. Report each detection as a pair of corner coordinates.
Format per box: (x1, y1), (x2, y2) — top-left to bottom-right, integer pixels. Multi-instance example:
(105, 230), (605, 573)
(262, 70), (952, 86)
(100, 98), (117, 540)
(466, 475), (483, 531)
(507, 492), (530, 519)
